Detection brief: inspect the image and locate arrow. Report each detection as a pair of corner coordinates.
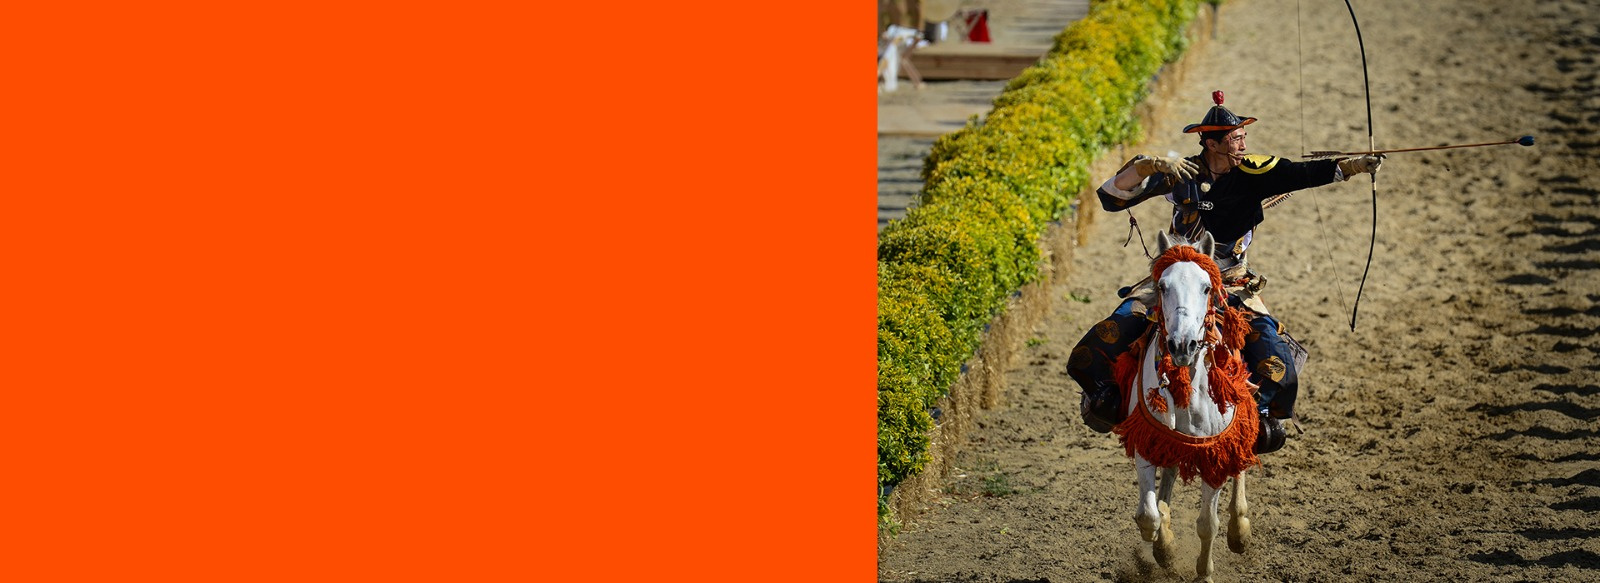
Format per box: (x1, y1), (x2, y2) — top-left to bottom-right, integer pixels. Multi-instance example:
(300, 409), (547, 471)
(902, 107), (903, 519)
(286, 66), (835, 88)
(1304, 135), (1535, 159)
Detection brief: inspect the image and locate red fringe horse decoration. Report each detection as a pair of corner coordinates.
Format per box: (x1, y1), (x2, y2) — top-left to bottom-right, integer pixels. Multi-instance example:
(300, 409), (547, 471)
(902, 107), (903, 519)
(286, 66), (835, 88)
(1111, 245), (1259, 488)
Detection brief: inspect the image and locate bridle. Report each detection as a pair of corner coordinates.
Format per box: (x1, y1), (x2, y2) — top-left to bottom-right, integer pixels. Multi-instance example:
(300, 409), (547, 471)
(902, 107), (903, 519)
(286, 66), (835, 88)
(1142, 252), (1232, 413)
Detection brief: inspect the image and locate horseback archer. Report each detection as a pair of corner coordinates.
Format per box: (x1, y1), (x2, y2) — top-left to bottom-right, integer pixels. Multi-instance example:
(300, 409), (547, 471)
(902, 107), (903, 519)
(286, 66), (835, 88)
(1066, 90), (1383, 454)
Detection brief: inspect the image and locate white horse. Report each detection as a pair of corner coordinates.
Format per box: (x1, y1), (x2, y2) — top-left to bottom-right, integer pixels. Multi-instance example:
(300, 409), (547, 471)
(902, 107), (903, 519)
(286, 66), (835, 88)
(1114, 231), (1260, 582)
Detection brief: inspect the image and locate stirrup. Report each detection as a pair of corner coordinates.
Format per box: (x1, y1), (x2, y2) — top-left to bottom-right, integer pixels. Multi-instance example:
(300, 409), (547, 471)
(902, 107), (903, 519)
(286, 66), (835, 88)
(1081, 383), (1121, 434)
(1254, 414), (1287, 454)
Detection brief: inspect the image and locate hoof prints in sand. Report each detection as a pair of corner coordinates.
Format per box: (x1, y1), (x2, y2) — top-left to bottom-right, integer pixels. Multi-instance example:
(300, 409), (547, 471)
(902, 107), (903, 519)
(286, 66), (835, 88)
(1480, 4), (1600, 569)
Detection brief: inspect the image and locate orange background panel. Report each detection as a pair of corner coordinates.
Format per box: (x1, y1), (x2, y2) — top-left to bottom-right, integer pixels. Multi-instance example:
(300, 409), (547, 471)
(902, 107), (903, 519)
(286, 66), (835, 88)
(5, 1), (872, 581)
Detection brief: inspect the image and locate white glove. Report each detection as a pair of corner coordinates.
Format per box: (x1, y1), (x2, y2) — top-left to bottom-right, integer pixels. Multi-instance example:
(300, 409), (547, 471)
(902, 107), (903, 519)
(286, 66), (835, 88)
(1133, 156), (1199, 181)
(1337, 155), (1384, 180)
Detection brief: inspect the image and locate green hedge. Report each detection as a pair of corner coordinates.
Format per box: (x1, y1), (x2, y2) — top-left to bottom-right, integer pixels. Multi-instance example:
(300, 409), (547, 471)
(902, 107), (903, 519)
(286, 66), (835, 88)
(877, 0), (1208, 492)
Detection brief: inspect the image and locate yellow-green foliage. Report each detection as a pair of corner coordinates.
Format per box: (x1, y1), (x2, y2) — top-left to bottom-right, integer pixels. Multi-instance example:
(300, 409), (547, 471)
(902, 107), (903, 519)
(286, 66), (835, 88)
(877, 0), (1208, 490)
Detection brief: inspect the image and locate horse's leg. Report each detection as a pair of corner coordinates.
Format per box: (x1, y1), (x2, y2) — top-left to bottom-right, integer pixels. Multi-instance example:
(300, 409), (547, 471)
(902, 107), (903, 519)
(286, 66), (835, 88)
(1158, 466), (1177, 513)
(1227, 472), (1251, 554)
(1134, 456), (1161, 543)
(1196, 480), (1223, 583)
(1152, 467), (1178, 568)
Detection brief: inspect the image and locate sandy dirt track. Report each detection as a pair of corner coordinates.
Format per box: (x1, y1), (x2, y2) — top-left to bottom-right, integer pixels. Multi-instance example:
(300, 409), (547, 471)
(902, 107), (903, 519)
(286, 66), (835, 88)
(878, 0), (1600, 580)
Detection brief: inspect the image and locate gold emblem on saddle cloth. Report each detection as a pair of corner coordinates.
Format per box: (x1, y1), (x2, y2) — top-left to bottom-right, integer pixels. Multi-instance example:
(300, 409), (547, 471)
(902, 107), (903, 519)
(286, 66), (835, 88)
(1257, 356), (1287, 382)
(1094, 320), (1121, 344)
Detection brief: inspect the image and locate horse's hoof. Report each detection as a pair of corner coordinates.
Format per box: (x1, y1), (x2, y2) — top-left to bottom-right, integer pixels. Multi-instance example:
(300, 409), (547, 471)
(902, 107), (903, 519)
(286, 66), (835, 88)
(1136, 514), (1159, 542)
(1153, 538), (1176, 569)
(1227, 533), (1249, 554)
(1227, 517), (1251, 554)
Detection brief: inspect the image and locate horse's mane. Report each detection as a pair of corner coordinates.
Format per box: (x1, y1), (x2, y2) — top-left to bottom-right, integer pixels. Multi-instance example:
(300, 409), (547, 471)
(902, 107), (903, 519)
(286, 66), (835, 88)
(1125, 235), (1224, 308)
(1152, 245), (1224, 297)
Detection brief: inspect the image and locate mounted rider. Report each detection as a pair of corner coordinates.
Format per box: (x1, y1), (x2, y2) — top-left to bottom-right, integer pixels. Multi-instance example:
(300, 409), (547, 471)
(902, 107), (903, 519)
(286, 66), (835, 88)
(1066, 90), (1383, 454)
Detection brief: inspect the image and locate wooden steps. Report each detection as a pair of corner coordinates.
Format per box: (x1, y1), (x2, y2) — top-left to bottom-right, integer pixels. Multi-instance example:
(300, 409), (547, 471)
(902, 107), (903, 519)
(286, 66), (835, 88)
(906, 43), (1052, 80)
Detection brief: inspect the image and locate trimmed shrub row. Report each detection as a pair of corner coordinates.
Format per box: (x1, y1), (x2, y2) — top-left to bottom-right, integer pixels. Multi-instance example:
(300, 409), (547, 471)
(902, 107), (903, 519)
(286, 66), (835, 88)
(877, 0), (1212, 492)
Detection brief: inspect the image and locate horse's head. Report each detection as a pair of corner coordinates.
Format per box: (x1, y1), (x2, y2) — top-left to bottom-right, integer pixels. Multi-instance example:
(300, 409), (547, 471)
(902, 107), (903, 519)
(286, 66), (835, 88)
(1154, 231), (1219, 368)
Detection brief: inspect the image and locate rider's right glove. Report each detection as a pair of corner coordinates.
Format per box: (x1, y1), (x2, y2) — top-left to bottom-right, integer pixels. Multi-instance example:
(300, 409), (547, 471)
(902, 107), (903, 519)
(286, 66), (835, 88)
(1133, 155), (1200, 181)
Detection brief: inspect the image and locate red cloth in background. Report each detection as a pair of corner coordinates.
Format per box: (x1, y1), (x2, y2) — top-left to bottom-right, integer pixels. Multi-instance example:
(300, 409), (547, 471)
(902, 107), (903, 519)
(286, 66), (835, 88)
(965, 10), (990, 43)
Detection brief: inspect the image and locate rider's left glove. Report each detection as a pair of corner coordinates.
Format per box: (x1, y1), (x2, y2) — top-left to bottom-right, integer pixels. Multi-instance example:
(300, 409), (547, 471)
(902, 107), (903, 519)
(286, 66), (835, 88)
(1337, 154), (1384, 180)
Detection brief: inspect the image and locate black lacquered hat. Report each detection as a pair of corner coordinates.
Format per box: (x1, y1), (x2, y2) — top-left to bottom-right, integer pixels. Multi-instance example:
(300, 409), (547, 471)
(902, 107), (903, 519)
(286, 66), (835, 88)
(1182, 90), (1257, 134)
